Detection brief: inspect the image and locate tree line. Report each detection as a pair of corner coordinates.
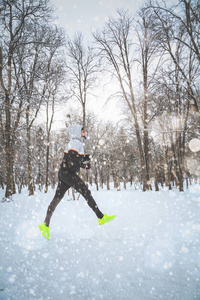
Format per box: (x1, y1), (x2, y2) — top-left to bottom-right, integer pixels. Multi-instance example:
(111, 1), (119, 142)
(0, 0), (199, 199)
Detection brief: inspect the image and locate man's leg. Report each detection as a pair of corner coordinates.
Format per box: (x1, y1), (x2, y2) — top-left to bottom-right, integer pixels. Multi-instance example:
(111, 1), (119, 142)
(44, 179), (70, 227)
(67, 173), (104, 219)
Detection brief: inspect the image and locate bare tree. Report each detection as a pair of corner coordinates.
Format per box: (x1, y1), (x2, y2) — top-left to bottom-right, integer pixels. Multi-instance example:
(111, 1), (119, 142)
(66, 32), (100, 128)
(18, 25), (53, 195)
(44, 51), (66, 193)
(146, 0), (200, 112)
(133, 9), (164, 190)
(144, 0), (200, 190)
(0, 0), (53, 198)
(21, 25), (65, 195)
(93, 10), (152, 190)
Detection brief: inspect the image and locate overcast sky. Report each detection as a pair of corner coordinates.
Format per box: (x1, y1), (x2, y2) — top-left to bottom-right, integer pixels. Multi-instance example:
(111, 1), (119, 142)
(50, 0), (145, 40)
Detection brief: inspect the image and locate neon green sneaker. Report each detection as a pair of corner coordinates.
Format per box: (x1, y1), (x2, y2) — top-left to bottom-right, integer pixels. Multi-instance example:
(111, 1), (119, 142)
(98, 214), (116, 226)
(38, 222), (50, 240)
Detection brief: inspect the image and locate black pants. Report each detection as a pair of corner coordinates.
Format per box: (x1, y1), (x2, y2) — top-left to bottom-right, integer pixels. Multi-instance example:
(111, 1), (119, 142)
(44, 170), (104, 227)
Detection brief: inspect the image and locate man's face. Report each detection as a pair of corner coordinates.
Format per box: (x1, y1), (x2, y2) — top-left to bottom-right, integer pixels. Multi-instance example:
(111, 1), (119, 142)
(81, 129), (86, 139)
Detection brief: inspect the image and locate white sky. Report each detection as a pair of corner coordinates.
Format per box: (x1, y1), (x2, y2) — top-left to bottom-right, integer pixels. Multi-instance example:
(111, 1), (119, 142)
(51, 0), (144, 40)
(49, 0), (145, 128)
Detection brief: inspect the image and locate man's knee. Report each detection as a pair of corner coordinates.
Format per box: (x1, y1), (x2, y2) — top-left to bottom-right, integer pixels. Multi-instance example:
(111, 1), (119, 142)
(83, 189), (91, 198)
(77, 185), (91, 198)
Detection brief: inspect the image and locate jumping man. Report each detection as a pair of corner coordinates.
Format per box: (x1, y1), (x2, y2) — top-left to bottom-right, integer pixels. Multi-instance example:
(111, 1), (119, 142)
(38, 124), (116, 240)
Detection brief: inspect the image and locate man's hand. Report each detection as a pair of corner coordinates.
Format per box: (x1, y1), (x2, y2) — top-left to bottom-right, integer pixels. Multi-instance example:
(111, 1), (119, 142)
(85, 163), (91, 170)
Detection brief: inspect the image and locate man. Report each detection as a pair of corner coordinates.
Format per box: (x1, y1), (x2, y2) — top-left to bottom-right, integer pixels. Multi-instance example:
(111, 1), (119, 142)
(38, 124), (116, 240)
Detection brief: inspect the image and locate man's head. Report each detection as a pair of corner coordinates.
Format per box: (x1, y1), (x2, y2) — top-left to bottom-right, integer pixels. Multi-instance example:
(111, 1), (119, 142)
(68, 124), (86, 141)
(81, 128), (86, 139)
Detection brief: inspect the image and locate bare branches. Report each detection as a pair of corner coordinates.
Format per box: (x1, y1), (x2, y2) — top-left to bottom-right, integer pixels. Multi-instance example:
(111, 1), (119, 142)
(144, 0), (200, 112)
(66, 32), (100, 128)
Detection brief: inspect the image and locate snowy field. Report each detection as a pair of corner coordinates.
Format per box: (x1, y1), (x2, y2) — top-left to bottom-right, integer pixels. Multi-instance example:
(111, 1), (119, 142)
(0, 183), (200, 300)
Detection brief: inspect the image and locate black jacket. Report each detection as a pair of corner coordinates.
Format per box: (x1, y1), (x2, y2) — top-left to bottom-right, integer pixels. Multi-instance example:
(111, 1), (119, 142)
(60, 150), (87, 174)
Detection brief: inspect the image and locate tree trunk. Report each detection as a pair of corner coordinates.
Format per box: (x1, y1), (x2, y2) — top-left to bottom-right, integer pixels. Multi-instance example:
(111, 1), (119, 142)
(129, 80), (148, 190)
(27, 126), (34, 195)
(44, 142), (50, 193)
(123, 161), (126, 190)
(142, 24), (151, 190)
(150, 149), (159, 191)
(164, 148), (171, 190)
(5, 93), (15, 198)
(177, 141), (184, 192)
(82, 101), (86, 129)
(94, 163), (99, 191)
(135, 124), (148, 191)
(26, 103), (34, 196)
(45, 93), (55, 193)
(100, 167), (103, 189)
(106, 164), (110, 190)
(143, 129), (151, 189)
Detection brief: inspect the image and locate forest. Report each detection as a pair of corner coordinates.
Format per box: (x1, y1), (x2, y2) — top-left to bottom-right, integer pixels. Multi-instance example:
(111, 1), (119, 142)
(0, 0), (200, 199)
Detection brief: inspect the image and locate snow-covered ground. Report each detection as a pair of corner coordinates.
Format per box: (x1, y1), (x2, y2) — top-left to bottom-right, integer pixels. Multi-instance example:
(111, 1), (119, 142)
(0, 183), (200, 300)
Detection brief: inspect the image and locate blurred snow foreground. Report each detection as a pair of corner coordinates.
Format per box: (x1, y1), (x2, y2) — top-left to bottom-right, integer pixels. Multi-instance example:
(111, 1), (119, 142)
(189, 138), (200, 153)
(0, 183), (200, 300)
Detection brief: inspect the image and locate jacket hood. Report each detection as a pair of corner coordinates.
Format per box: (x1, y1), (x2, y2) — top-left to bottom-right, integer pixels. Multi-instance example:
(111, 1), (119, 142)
(69, 124), (83, 140)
